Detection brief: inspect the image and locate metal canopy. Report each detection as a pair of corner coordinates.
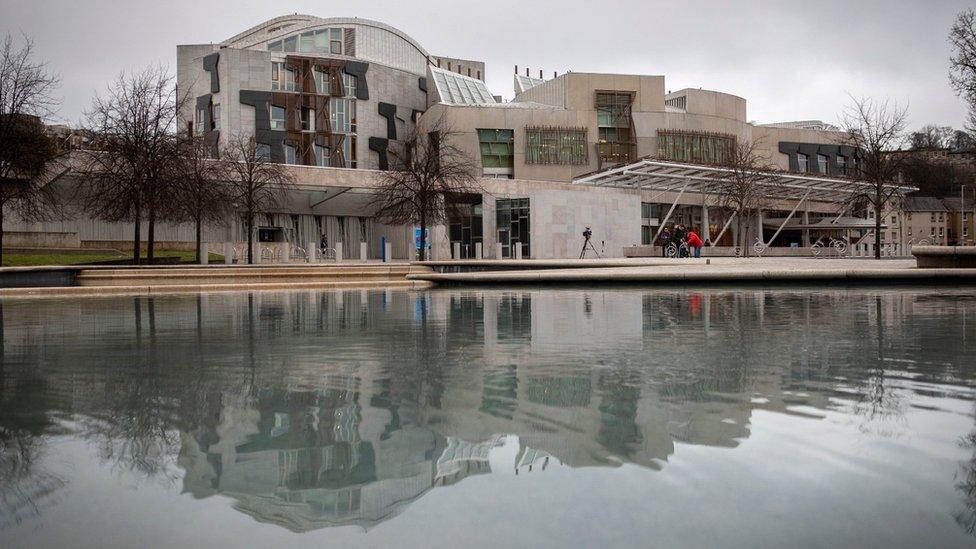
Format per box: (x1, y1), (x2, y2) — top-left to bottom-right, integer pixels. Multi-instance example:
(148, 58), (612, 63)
(573, 159), (918, 204)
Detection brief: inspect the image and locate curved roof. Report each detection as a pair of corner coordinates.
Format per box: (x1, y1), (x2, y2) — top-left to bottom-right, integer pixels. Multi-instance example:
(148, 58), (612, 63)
(222, 14), (431, 59)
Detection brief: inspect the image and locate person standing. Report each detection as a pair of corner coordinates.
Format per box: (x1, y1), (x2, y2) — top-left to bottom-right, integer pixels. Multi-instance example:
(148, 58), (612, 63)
(687, 229), (704, 258)
(658, 227), (672, 257)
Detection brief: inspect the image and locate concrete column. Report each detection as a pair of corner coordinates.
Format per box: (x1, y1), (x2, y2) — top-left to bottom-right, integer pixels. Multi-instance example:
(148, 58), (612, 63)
(335, 242), (343, 262)
(515, 244), (523, 260)
(281, 243), (290, 264)
(308, 242), (317, 263)
(475, 242), (483, 259)
(360, 242), (368, 262)
(756, 209), (764, 246)
(802, 209), (810, 247)
(452, 242), (461, 260)
(224, 242), (234, 265)
(701, 204), (710, 242)
(253, 244), (261, 264)
(200, 243), (209, 265)
(383, 241), (392, 263)
(496, 245), (504, 260)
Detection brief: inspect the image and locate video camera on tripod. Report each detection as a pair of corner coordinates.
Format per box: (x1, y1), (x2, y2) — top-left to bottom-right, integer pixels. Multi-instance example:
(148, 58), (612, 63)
(579, 226), (601, 259)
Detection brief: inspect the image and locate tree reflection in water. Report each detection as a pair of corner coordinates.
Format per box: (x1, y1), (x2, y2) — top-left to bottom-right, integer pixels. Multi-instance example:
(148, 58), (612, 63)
(0, 288), (974, 536)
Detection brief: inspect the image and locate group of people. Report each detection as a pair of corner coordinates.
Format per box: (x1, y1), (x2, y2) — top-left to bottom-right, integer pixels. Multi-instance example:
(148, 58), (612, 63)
(658, 224), (705, 258)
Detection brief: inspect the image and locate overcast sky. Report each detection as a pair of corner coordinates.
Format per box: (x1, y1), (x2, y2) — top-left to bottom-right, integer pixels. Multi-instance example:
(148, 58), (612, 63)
(1, 0), (972, 130)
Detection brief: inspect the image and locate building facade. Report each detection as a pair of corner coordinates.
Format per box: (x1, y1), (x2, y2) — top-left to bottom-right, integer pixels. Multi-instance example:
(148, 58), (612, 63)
(8, 14), (908, 260)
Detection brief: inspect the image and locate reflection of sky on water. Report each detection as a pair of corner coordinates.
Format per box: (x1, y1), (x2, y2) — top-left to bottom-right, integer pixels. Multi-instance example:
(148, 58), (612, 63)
(1, 288), (975, 548)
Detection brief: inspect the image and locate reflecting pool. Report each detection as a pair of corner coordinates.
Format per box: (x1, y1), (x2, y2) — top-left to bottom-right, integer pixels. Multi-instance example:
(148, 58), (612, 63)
(2, 287), (976, 548)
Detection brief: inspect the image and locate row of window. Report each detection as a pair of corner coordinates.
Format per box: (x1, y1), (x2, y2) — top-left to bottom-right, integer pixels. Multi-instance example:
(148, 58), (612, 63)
(794, 152), (857, 176)
(271, 62), (357, 96)
(274, 137), (356, 168)
(657, 131), (734, 165)
(268, 98), (356, 133)
(267, 28), (345, 55)
(476, 127), (590, 176)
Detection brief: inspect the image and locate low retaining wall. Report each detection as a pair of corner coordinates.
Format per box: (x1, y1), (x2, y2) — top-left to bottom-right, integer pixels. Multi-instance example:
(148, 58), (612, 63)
(0, 267), (80, 288)
(625, 245), (821, 258)
(913, 245), (976, 268)
(4, 231), (80, 248)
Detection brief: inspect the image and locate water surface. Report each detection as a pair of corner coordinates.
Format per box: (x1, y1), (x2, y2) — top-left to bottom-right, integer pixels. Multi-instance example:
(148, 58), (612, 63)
(1, 287), (975, 548)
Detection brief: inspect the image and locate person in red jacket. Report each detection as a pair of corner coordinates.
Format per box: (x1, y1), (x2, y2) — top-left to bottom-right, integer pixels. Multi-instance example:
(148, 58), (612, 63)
(687, 230), (704, 258)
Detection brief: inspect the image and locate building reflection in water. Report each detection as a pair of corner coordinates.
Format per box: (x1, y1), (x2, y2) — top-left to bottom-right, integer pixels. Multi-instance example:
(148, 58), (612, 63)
(1, 287), (974, 533)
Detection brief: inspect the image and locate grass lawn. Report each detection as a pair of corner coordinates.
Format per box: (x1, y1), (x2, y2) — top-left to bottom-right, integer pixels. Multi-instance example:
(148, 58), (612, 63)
(2, 250), (225, 267)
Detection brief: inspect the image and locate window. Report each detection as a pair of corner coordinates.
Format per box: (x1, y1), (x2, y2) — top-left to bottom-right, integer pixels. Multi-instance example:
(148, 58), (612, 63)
(596, 91), (635, 165)
(271, 62), (295, 91)
(525, 127), (587, 165)
(939, 227), (944, 237)
(657, 130), (734, 164)
(300, 107), (314, 131)
(496, 198), (530, 258)
(299, 31), (315, 53)
(642, 225), (653, 245)
(330, 98), (355, 133)
(283, 35), (297, 53)
(817, 154), (828, 174)
(965, 226), (970, 237)
(477, 129), (514, 177)
(256, 144), (271, 161)
(836, 154), (846, 175)
(931, 213), (936, 222)
(283, 144), (296, 165)
(315, 144), (330, 167)
(342, 73), (357, 98)
(939, 213), (944, 222)
(341, 136), (355, 168)
(212, 104), (220, 131)
(331, 28), (343, 54)
(931, 226), (936, 236)
(796, 153), (809, 173)
(195, 108), (206, 135)
(270, 105), (286, 130)
(891, 215), (896, 224)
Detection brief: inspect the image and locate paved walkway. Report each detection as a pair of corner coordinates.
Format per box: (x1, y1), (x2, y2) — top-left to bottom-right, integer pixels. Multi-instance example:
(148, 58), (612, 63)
(407, 257), (976, 284)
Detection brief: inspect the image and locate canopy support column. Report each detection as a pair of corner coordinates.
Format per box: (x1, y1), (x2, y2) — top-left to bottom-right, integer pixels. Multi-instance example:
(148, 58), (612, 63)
(652, 181), (690, 242)
(765, 188), (811, 247)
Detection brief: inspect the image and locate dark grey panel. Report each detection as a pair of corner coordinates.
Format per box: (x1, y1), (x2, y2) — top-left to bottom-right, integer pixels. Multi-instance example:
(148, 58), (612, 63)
(418, 77), (427, 93)
(411, 109), (424, 123)
(240, 90), (285, 162)
(778, 141), (861, 176)
(369, 136), (389, 171)
(195, 94), (212, 130)
(203, 53), (220, 94)
(378, 102), (397, 140)
(343, 61), (370, 101)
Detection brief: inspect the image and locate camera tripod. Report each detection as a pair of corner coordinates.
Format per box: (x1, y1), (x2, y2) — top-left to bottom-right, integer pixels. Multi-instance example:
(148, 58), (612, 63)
(579, 235), (602, 259)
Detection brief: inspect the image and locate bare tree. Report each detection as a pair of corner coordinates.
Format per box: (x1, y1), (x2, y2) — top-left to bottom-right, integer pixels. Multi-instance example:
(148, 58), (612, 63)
(950, 9), (976, 132)
(172, 136), (232, 263)
(367, 117), (480, 261)
(841, 96), (908, 259)
(223, 132), (294, 264)
(909, 125), (955, 150)
(79, 65), (183, 264)
(0, 34), (61, 264)
(712, 137), (777, 256)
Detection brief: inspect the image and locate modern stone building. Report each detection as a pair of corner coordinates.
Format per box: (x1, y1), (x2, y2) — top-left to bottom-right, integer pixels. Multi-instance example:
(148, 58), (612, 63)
(6, 14), (917, 260)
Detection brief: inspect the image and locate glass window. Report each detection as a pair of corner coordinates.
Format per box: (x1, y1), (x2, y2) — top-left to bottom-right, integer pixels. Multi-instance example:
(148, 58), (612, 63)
(331, 28), (343, 54)
(212, 104), (220, 131)
(271, 62), (295, 91)
(657, 130), (734, 164)
(477, 129), (514, 176)
(315, 30), (329, 51)
(836, 154), (846, 174)
(315, 144), (330, 167)
(525, 127), (587, 165)
(330, 98), (355, 133)
(817, 154), (828, 174)
(596, 91), (634, 164)
(270, 105), (286, 130)
(283, 144), (296, 165)
(299, 32), (315, 53)
(195, 108), (206, 135)
(283, 35), (297, 52)
(342, 73), (357, 97)
(300, 107), (314, 131)
(256, 144), (271, 161)
(267, 40), (282, 52)
(796, 153), (809, 173)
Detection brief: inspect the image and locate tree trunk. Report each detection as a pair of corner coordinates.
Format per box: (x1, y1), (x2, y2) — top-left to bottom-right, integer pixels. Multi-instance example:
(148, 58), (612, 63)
(147, 205), (156, 265)
(0, 207), (5, 266)
(419, 218), (427, 261)
(735, 212), (743, 257)
(133, 199), (142, 265)
(874, 187), (882, 260)
(246, 211), (254, 264)
(194, 215), (202, 264)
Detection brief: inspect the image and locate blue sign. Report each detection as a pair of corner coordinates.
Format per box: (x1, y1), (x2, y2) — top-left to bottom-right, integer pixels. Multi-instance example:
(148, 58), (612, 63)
(414, 228), (431, 249)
